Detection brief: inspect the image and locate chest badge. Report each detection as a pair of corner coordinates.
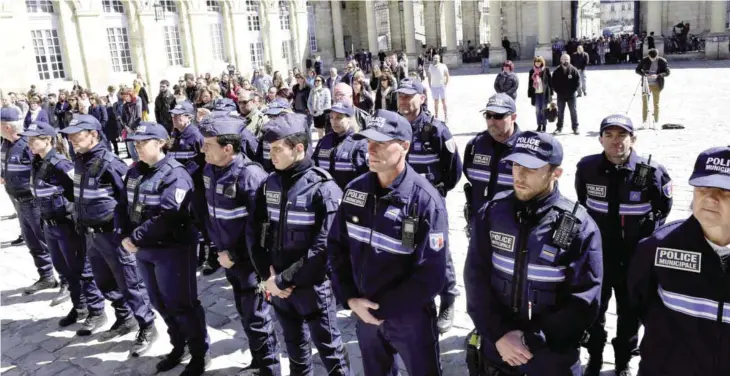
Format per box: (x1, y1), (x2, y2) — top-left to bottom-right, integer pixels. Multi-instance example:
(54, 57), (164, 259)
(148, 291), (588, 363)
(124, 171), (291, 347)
(629, 191), (642, 202)
(654, 248), (702, 273)
(586, 184), (607, 198)
(540, 245), (558, 262)
(490, 231), (515, 252)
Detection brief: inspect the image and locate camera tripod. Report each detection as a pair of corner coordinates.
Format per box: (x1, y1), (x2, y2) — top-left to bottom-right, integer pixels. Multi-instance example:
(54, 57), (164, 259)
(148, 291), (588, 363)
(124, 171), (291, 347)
(626, 75), (656, 130)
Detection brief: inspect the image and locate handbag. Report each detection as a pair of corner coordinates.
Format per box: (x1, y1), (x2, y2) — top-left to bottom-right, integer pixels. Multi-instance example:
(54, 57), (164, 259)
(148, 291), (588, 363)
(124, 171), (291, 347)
(544, 102), (558, 123)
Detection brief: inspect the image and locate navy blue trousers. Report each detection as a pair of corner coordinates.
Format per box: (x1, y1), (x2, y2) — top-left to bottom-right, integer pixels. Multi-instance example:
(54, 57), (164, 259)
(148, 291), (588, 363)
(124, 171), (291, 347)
(85, 231), (155, 326)
(13, 199), (53, 279)
(137, 244), (209, 357)
(356, 303), (442, 376)
(271, 280), (351, 376)
(45, 222), (104, 313)
(225, 266), (281, 376)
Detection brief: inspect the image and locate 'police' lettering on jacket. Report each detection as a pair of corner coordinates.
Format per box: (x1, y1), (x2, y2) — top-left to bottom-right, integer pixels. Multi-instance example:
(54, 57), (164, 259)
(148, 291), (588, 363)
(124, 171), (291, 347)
(266, 190), (281, 205)
(586, 184), (606, 198)
(343, 189), (367, 207)
(473, 154), (492, 166)
(654, 248), (702, 273)
(490, 231), (515, 252)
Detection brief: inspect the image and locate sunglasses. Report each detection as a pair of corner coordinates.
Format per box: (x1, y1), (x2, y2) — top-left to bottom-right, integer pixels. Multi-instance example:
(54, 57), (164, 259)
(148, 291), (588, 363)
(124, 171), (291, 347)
(315, 79), (322, 82)
(483, 112), (511, 120)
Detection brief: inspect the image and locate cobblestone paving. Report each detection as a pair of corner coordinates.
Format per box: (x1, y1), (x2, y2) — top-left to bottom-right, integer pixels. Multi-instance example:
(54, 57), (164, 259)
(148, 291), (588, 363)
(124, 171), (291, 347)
(2, 60), (729, 375)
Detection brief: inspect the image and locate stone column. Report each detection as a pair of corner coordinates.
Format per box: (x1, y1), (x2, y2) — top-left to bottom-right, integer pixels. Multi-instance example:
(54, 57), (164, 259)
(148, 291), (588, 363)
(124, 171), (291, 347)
(388, 1), (403, 51)
(488, 0), (505, 67)
(292, 1), (309, 70)
(534, 0), (552, 65)
(229, 9), (252, 74)
(441, 0), (460, 67)
(364, 0), (379, 54)
(402, 0), (419, 70)
(73, 10), (110, 91)
(706, 0), (729, 60)
(331, 0), (346, 59)
(423, 0), (439, 48)
(645, 0), (663, 55)
(187, 10), (212, 75)
(263, 0), (284, 73)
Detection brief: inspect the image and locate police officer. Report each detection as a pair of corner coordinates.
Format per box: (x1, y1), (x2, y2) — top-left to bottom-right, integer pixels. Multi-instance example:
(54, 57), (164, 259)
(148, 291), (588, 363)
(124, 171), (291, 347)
(168, 101), (219, 275)
(328, 110), (447, 376)
(59, 115), (157, 356)
(121, 122), (210, 375)
(207, 102), (260, 161)
(395, 77), (462, 333)
(628, 146), (730, 376)
(576, 114), (672, 376)
(312, 101), (369, 190)
(249, 113), (351, 376)
(255, 98), (292, 173)
(463, 93), (522, 236)
(200, 116), (281, 376)
(465, 131), (603, 376)
(21, 121), (107, 333)
(1, 107), (59, 295)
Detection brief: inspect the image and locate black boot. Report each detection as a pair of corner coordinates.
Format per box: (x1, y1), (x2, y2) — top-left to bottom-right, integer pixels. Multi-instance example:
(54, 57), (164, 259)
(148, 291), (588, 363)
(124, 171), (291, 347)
(58, 308), (88, 327)
(24, 276), (58, 295)
(76, 313), (108, 336)
(180, 353), (211, 376)
(156, 346), (190, 373)
(130, 324), (159, 357)
(201, 258), (220, 276)
(98, 316), (139, 341)
(583, 352), (603, 376)
(10, 235), (24, 245)
(615, 364), (633, 376)
(436, 298), (455, 334)
(50, 282), (71, 306)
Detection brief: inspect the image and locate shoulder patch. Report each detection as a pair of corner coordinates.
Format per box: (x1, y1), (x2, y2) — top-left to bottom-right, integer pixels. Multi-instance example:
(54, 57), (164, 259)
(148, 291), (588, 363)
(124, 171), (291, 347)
(490, 231), (515, 252)
(654, 248), (701, 273)
(343, 189), (368, 207)
(662, 181), (673, 198)
(174, 188), (187, 204)
(445, 138), (457, 154)
(429, 233), (445, 251)
(586, 184), (607, 198)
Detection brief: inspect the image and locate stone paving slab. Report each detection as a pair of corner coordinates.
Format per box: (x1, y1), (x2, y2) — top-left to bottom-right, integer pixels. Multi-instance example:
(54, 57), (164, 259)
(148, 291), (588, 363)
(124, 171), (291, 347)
(2, 60), (729, 375)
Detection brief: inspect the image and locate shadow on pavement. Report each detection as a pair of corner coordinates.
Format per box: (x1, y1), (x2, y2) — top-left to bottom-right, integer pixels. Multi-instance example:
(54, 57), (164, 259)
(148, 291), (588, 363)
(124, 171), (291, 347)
(1, 287), (59, 307)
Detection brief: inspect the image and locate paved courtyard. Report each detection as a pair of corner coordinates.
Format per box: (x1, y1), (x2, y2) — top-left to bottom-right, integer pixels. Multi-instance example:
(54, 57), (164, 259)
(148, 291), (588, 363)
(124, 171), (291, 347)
(2, 60), (729, 376)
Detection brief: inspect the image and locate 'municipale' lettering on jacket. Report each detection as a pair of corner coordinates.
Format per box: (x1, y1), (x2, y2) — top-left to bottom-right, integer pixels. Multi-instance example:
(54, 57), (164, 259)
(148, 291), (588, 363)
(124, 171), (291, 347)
(490, 231), (515, 252)
(343, 189), (367, 207)
(473, 154), (492, 166)
(654, 248), (702, 273)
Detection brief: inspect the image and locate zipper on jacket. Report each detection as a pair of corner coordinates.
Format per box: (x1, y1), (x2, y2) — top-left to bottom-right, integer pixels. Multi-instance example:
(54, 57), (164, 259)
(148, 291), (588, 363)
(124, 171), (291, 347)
(359, 196), (377, 290)
(510, 215), (530, 314)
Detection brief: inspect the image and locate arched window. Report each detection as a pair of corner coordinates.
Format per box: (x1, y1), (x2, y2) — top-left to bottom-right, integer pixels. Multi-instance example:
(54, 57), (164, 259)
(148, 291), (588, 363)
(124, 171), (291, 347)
(160, 0), (184, 66)
(207, 0), (226, 62)
(246, 0), (264, 69)
(103, 0), (133, 72)
(279, 0), (290, 31)
(27, 0), (65, 80)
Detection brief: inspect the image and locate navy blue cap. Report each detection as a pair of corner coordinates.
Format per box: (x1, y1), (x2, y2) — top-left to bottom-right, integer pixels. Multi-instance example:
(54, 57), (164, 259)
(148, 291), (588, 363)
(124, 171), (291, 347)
(58, 114), (102, 134)
(330, 101), (354, 117)
(264, 98), (291, 116)
(504, 131), (564, 168)
(354, 110), (412, 142)
(199, 116), (245, 137)
(482, 93), (516, 114)
(125, 122), (169, 141)
(0, 107), (22, 122)
(20, 121), (56, 137)
(689, 146), (730, 190)
(600, 114), (634, 135)
(263, 113), (308, 143)
(169, 101), (195, 115)
(394, 78), (425, 95)
(214, 98), (238, 113)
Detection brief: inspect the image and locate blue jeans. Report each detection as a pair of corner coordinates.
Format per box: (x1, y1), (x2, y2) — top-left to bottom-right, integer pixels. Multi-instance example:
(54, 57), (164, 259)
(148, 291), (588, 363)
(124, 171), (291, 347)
(535, 94), (548, 130)
(481, 58), (490, 73)
(13, 198), (53, 279)
(579, 70), (587, 94)
(125, 141), (139, 161)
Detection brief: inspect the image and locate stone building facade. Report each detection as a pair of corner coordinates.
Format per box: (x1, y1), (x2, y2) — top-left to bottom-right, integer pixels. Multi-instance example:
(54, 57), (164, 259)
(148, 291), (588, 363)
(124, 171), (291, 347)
(0, 1), (728, 95)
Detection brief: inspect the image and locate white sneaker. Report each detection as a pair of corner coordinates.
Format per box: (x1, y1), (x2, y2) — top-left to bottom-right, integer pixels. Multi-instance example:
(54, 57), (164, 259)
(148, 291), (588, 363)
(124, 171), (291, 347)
(640, 122), (648, 129)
